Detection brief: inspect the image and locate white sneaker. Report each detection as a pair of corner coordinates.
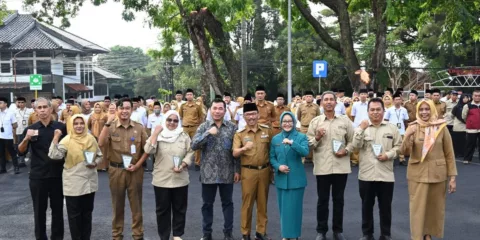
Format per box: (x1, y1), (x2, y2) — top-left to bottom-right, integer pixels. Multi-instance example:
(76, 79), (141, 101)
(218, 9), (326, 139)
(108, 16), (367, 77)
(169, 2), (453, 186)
(173, 237), (183, 240)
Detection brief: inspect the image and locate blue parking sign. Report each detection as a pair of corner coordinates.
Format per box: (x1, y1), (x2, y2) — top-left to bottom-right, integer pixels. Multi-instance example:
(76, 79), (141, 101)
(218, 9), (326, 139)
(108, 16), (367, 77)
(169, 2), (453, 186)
(313, 60), (328, 78)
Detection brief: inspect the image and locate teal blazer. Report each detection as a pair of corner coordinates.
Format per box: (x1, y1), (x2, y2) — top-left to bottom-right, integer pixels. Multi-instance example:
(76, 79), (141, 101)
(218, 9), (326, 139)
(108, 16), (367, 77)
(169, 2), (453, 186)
(269, 131), (309, 190)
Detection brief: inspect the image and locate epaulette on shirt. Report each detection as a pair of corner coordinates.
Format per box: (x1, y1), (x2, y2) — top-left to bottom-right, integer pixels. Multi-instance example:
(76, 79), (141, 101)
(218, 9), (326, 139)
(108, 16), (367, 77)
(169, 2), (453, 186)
(259, 124), (270, 129)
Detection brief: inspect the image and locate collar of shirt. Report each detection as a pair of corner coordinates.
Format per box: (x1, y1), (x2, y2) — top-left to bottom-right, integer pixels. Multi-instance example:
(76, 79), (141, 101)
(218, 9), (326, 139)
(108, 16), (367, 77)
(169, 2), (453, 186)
(208, 120), (227, 128)
(115, 120), (135, 128)
(368, 120), (387, 127)
(246, 124), (259, 133)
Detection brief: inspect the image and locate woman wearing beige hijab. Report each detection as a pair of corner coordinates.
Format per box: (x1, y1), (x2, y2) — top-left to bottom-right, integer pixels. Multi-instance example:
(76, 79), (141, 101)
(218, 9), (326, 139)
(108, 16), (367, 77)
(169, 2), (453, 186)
(88, 102), (109, 171)
(48, 114), (102, 240)
(401, 100), (457, 240)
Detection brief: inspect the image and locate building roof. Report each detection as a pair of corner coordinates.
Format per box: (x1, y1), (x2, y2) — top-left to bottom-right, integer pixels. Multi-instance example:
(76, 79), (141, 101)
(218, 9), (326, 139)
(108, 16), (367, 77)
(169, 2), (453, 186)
(93, 66), (122, 80)
(65, 83), (91, 92)
(0, 11), (109, 54)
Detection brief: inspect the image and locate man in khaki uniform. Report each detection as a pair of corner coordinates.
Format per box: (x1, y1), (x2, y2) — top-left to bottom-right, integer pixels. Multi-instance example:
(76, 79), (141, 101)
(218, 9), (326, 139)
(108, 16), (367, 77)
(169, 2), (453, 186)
(431, 88), (446, 119)
(255, 85), (275, 127)
(179, 89), (205, 167)
(404, 90), (419, 124)
(98, 98), (148, 240)
(307, 91), (354, 240)
(272, 93), (290, 136)
(233, 103), (273, 240)
(352, 98), (401, 240)
(297, 90), (321, 160)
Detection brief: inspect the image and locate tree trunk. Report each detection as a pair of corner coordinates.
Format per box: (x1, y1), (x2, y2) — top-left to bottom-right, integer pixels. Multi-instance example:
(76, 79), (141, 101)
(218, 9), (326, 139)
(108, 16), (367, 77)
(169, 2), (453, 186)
(370, 0), (388, 90)
(201, 8), (243, 97)
(294, 0), (363, 91)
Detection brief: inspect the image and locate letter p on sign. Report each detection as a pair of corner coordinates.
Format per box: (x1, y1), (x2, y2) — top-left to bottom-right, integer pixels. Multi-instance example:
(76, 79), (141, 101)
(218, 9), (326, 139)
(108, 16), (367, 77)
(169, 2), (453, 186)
(312, 60), (328, 78)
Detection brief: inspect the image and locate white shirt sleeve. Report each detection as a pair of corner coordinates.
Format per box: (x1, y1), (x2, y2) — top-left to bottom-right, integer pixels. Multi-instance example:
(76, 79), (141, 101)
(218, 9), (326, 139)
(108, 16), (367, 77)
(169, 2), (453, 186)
(403, 108), (409, 120)
(351, 103), (357, 117)
(10, 112), (17, 124)
(147, 115), (152, 129)
(384, 108), (391, 120)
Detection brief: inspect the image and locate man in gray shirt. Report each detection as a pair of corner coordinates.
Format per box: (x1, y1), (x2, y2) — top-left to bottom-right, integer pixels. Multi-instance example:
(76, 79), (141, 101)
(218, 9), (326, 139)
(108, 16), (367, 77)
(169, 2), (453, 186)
(192, 98), (240, 240)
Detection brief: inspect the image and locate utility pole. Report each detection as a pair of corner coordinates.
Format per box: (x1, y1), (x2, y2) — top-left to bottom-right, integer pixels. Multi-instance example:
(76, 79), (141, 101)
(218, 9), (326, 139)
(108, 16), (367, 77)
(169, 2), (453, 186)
(241, 18), (247, 96)
(287, 0), (292, 103)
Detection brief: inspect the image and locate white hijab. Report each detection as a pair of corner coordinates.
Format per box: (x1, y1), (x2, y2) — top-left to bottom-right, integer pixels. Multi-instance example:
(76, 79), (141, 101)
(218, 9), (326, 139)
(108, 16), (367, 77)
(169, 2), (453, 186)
(157, 110), (184, 143)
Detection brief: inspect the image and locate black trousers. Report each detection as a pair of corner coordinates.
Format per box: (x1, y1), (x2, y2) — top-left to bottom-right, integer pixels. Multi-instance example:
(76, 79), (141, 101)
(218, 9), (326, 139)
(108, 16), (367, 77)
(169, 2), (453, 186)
(316, 174), (348, 234)
(154, 185), (188, 240)
(0, 138), (18, 170)
(451, 131), (466, 158)
(359, 180), (394, 236)
(65, 193), (95, 240)
(29, 178), (64, 240)
(201, 184), (234, 234)
(464, 132), (480, 162)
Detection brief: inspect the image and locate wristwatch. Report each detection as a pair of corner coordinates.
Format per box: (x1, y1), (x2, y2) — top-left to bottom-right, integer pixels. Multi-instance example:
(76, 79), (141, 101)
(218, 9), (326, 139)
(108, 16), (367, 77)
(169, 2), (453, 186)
(344, 149), (349, 155)
(104, 122), (111, 127)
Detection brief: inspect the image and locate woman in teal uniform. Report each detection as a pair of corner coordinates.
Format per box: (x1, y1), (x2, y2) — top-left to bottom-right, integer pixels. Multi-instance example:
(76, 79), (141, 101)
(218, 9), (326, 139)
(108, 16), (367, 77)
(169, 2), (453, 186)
(270, 111), (309, 240)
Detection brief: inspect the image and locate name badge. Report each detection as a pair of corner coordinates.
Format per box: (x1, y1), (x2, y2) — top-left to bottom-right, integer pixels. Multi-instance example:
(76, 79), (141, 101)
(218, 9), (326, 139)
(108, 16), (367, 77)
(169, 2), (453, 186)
(371, 143), (383, 157)
(397, 123), (401, 129)
(83, 151), (95, 165)
(173, 156), (181, 168)
(332, 139), (343, 154)
(22, 120), (27, 126)
(122, 154), (133, 168)
(261, 134), (268, 139)
(130, 144), (136, 154)
(244, 137), (252, 142)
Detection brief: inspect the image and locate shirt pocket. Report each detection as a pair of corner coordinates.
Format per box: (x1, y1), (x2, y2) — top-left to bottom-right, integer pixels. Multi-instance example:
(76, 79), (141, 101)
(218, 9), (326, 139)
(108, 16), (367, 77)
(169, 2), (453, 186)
(382, 133), (394, 149)
(110, 136), (123, 151)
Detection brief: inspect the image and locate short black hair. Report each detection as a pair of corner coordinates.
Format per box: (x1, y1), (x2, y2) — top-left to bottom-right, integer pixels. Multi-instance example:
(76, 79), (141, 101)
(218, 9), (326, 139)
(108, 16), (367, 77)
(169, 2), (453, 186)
(16, 97), (26, 102)
(410, 90), (418, 95)
(211, 98), (226, 109)
(368, 98), (385, 110)
(0, 97), (8, 104)
(277, 93), (285, 99)
(116, 98), (133, 109)
(431, 88), (441, 94)
(186, 89), (194, 94)
(392, 93), (402, 99)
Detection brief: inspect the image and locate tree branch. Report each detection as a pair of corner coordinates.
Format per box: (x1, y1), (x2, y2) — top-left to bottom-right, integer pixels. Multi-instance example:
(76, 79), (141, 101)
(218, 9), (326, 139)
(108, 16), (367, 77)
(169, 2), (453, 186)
(293, 0), (341, 52)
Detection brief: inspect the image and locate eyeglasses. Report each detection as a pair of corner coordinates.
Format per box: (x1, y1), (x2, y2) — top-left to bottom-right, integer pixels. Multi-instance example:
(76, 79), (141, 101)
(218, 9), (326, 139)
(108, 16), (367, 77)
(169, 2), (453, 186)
(166, 118), (179, 123)
(282, 120), (294, 124)
(36, 105), (49, 109)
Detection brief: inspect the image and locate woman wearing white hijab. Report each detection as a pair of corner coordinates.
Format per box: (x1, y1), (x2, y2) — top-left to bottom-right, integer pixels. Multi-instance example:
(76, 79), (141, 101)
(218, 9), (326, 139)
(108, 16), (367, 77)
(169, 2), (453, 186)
(144, 110), (194, 240)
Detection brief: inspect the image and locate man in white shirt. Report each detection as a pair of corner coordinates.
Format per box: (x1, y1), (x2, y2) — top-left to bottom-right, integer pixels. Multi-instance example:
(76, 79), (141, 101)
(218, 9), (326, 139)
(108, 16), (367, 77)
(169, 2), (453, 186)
(56, 96), (66, 111)
(172, 90), (186, 109)
(335, 101), (346, 115)
(130, 97), (147, 126)
(147, 102), (163, 136)
(223, 92), (238, 119)
(0, 97), (19, 174)
(384, 93), (409, 165)
(352, 89), (370, 128)
(14, 97), (33, 167)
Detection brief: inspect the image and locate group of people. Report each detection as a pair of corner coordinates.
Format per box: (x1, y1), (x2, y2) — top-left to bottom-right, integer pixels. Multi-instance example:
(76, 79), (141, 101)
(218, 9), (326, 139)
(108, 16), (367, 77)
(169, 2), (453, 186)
(0, 84), (461, 240)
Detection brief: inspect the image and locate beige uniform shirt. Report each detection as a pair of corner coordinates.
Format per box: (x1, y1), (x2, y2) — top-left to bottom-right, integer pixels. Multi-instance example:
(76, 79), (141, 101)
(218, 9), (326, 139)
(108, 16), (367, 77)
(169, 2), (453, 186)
(144, 132), (194, 188)
(233, 124), (273, 166)
(307, 115), (354, 175)
(48, 143), (103, 196)
(352, 122), (401, 182)
(107, 120), (148, 164)
(445, 99), (458, 125)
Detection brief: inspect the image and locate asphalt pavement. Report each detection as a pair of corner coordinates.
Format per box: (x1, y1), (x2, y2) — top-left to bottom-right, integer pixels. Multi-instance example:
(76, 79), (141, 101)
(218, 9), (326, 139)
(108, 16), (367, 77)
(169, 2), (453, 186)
(0, 159), (479, 240)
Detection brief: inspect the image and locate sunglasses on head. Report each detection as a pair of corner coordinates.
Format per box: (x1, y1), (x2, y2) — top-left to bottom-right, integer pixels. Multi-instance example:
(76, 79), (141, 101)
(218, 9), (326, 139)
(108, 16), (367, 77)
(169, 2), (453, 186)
(166, 118), (179, 123)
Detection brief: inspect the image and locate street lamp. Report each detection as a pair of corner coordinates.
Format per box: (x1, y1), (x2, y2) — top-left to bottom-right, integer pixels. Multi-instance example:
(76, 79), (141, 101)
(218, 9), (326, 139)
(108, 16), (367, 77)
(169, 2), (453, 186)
(287, 0), (292, 103)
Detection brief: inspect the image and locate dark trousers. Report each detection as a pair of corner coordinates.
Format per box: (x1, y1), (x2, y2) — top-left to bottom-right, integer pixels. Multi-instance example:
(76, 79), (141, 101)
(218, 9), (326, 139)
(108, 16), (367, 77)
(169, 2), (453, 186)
(154, 185), (188, 240)
(16, 134), (25, 163)
(0, 138), (18, 170)
(65, 193), (95, 240)
(359, 180), (394, 236)
(29, 178), (64, 240)
(316, 174), (348, 234)
(202, 183), (234, 234)
(452, 131), (466, 158)
(464, 132), (480, 162)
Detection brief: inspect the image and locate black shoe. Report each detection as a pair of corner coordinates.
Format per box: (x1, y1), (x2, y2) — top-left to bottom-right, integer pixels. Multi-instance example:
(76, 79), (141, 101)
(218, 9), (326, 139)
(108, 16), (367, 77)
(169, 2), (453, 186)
(224, 232), (235, 240)
(333, 232), (347, 240)
(378, 236), (392, 240)
(359, 235), (375, 240)
(242, 235), (251, 240)
(255, 232), (270, 240)
(0, 169), (6, 174)
(316, 233), (327, 240)
(399, 161), (407, 166)
(14, 167), (20, 174)
(201, 233), (212, 240)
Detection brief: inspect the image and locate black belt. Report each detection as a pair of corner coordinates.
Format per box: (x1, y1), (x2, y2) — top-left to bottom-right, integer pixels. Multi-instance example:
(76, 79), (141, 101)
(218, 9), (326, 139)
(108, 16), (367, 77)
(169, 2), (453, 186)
(110, 162), (125, 169)
(301, 125), (309, 127)
(182, 125), (197, 128)
(241, 163), (270, 170)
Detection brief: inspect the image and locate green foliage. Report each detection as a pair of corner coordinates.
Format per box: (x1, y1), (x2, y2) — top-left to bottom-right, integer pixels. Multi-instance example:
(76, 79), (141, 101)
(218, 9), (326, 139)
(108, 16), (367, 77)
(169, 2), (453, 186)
(0, 0), (9, 25)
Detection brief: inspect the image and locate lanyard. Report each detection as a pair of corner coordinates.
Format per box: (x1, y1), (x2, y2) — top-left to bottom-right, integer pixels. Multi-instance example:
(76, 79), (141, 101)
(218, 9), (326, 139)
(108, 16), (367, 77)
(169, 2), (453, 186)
(395, 108), (402, 122)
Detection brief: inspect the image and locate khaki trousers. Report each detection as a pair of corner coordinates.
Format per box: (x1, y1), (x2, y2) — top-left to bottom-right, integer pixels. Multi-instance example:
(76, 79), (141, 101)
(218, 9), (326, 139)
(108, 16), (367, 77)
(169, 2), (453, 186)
(408, 180), (447, 240)
(240, 167), (271, 235)
(183, 125), (201, 165)
(108, 166), (144, 240)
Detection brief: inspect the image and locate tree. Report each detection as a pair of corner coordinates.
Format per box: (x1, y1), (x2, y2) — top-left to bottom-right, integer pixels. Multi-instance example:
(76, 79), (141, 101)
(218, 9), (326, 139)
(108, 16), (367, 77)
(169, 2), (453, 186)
(0, 0), (8, 24)
(97, 45), (152, 97)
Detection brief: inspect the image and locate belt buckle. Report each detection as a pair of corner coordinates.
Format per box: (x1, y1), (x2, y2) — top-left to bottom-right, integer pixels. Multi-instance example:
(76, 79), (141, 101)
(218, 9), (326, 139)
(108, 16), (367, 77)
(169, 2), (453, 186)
(257, 166), (262, 170)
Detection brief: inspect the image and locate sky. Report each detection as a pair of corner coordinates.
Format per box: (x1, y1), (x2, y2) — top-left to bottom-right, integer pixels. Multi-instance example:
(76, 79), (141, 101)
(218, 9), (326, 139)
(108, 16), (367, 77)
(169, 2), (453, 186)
(6, 0), (161, 52)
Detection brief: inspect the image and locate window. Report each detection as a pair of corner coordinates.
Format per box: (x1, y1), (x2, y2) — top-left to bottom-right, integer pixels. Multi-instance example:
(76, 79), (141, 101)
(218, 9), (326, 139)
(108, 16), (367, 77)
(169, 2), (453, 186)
(15, 52), (33, 58)
(15, 60), (34, 75)
(81, 63), (93, 86)
(1, 63), (10, 73)
(0, 52), (11, 61)
(94, 83), (108, 96)
(63, 62), (76, 76)
(36, 51), (51, 58)
(36, 60), (51, 75)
